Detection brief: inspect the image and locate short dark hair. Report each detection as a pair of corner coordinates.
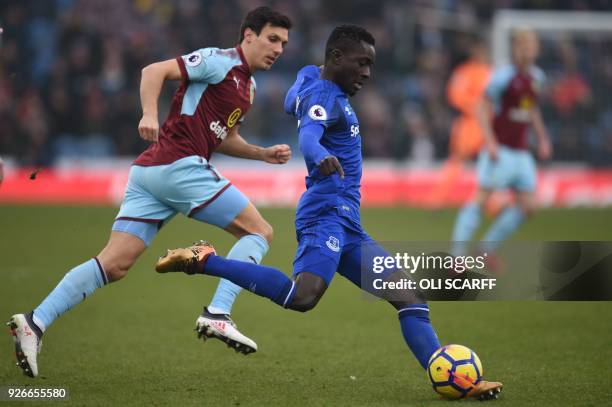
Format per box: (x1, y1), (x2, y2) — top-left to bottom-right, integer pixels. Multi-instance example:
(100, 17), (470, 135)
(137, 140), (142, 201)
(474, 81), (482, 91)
(325, 24), (375, 60)
(239, 6), (292, 42)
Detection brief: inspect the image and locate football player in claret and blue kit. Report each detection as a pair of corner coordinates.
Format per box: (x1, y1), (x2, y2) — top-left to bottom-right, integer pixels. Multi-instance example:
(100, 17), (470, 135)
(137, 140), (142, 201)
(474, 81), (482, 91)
(158, 24), (502, 401)
(452, 29), (552, 266)
(8, 6), (292, 377)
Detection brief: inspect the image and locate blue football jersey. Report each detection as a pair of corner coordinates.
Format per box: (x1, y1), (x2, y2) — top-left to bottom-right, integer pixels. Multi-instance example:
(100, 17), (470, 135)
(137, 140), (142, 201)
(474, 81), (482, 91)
(285, 65), (363, 231)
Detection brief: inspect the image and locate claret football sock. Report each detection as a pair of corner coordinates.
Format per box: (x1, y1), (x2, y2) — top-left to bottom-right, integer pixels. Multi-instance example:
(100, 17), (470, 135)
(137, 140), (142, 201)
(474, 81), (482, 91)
(209, 234), (269, 315)
(204, 255), (294, 307)
(33, 258), (108, 331)
(398, 304), (441, 369)
(481, 205), (525, 252)
(451, 203), (482, 256)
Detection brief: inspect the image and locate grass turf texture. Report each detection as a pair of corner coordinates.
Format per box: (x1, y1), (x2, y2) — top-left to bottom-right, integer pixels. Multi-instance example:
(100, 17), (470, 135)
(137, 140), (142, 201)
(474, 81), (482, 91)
(1, 205), (611, 406)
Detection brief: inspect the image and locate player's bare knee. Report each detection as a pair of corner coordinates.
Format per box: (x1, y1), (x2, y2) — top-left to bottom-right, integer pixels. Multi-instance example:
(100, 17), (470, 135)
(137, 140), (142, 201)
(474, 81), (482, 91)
(288, 292), (321, 312)
(227, 219), (273, 244)
(98, 258), (133, 282)
(256, 221), (274, 244)
(287, 275), (326, 312)
(103, 264), (130, 282)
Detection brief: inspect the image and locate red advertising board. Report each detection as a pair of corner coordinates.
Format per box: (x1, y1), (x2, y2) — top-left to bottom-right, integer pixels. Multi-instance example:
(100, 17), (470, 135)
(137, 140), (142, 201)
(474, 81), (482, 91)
(1, 166), (611, 208)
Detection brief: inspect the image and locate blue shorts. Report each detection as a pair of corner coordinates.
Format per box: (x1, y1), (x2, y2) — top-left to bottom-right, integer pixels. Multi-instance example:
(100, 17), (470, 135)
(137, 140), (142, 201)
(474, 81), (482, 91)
(112, 155), (249, 246)
(292, 217), (391, 288)
(476, 145), (536, 192)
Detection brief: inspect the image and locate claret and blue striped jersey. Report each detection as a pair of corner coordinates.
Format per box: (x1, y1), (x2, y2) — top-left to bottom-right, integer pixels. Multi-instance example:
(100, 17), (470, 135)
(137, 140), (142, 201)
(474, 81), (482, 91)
(136, 46), (256, 166)
(486, 64), (545, 150)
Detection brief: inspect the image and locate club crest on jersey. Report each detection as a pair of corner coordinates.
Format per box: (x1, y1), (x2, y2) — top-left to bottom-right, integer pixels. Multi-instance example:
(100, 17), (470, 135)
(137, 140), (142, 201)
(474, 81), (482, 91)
(184, 52), (202, 67)
(227, 108), (242, 128)
(308, 105), (327, 121)
(326, 236), (340, 252)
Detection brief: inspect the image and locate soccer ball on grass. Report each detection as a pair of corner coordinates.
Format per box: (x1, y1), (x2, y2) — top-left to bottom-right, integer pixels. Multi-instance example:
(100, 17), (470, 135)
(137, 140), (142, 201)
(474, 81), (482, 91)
(427, 344), (483, 399)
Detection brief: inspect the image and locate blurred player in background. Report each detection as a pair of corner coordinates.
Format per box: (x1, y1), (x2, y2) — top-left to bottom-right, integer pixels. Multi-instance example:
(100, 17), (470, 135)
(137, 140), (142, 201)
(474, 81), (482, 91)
(0, 157), (4, 186)
(451, 29), (552, 263)
(428, 38), (491, 209)
(8, 6), (292, 377)
(157, 25), (502, 400)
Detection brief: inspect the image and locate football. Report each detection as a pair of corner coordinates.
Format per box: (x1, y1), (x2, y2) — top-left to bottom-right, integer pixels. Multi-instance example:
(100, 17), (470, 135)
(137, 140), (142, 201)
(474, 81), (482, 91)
(427, 344), (483, 399)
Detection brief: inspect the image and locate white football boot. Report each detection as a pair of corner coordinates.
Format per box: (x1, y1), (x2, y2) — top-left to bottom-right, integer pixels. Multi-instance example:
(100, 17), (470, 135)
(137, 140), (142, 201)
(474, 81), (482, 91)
(195, 307), (257, 355)
(7, 313), (43, 378)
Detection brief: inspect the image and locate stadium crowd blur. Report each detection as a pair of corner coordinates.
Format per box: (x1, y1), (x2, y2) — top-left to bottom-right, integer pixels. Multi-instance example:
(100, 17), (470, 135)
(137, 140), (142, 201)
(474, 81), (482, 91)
(1, 0), (611, 167)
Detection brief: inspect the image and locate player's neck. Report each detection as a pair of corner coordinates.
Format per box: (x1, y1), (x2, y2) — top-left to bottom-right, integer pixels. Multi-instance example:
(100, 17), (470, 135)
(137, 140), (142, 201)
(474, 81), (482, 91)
(320, 67), (338, 86)
(514, 60), (531, 72)
(513, 56), (534, 72)
(239, 44), (257, 74)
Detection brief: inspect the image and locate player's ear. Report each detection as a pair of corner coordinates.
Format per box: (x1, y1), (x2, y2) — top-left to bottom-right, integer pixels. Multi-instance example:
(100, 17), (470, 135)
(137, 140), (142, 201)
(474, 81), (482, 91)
(243, 27), (256, 43)
(330, 49), (343, 64)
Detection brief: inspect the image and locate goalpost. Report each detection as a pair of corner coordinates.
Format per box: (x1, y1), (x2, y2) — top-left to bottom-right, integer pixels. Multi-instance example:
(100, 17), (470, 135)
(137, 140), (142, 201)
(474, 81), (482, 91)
(491, 10), (612, 67)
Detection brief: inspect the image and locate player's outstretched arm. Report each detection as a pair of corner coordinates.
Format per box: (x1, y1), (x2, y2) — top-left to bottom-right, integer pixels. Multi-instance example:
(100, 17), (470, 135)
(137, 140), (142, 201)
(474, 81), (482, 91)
(138, 59), (182, 142)
(217, 126), (292, 164)
(476, 98), (498, 160)
(530, 107), (552, 160)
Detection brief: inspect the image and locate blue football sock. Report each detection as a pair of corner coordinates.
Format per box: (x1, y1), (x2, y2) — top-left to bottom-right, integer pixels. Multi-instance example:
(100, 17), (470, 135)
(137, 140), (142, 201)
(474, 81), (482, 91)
(33, 258), (108, 331)
(481, 205), (525, 252)
(398, 304), (441, 369)
(203, 255), (294, 307)
(451, 203), (482, 256)
(208, 234), (269, 315)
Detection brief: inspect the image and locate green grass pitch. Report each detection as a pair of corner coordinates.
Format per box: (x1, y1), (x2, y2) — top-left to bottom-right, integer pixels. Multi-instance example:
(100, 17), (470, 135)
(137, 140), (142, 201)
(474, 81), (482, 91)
(1, 205), (611, 406)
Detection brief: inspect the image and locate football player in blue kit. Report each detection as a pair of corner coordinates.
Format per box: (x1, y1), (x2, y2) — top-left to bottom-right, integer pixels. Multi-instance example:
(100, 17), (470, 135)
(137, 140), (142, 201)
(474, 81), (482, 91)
(158, 24), (502, 400)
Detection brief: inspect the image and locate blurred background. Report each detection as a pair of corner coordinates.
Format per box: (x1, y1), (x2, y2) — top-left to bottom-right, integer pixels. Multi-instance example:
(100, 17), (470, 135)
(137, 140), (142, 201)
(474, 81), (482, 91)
(0, 0), (611, 207)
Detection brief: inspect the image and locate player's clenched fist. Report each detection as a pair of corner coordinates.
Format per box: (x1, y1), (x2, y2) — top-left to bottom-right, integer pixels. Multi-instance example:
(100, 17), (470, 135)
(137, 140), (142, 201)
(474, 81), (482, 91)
(263, 144), (292, 164)
(138, 115), (159, 142)
(318, 155), (344, 178)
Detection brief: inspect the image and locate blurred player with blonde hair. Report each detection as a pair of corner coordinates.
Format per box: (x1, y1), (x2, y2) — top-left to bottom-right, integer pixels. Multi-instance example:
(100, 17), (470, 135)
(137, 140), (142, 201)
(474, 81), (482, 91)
(452, 28), (552, 262)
